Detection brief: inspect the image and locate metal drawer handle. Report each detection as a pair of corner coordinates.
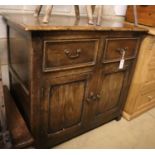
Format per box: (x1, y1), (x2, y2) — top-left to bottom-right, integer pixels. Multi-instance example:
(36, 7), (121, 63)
(86, 92), (96, 103)
(117, 47), (128, 60)
(86, 92), (101, 103)
(116, 47), (128, 55)
(64, 48), (82, 59)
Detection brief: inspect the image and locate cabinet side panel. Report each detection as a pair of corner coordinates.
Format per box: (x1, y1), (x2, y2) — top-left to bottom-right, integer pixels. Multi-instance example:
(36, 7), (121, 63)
(8, 26), (31, 124)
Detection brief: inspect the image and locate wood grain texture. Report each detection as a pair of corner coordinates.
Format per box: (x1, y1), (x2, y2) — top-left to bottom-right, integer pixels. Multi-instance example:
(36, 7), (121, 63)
(2, 13), (146, 148)
(3, 86), (34, 148)
(0, 68), (1, 81)
(103, 38), (139, 63)
(48, 80), (85, 133)
(97, 72), (124, 115)
(7, 25), (31, 125)
(123, 33), (155, 120)
(2, 13), (147, 32)
(126, 5), (155, 27)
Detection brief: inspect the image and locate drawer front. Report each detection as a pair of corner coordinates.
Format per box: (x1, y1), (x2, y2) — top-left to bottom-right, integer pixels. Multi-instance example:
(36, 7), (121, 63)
(145, 69), (155, 83)
(43, 39), (99, 72)
(141, 81), (155, 95)
(102, 38), (139, 63)
(136, 91), (155, 110)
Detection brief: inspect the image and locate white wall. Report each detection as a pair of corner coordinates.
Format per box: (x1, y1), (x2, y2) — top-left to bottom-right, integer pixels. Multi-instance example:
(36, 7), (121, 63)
(0, 5), (127, 86)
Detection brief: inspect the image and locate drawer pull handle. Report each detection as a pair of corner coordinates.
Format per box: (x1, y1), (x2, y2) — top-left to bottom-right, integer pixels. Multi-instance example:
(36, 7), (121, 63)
(116, 47), (128, 55)
(86, 92), (96, 103)
(64, 48), (82, 59)
(86, 92), (101, 103)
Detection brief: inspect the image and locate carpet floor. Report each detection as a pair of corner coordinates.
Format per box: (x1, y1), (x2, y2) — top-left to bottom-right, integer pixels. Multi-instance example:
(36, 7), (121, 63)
(54, 108), (155, 149)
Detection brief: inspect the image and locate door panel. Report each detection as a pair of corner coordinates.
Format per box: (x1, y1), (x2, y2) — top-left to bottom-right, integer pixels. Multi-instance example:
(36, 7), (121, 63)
(40, 72), (100, 147)
(48, 81), (85, 133)
(96, 72), (125, 115)
(91, 61), (132, 121)
(41, 72), (92, 139)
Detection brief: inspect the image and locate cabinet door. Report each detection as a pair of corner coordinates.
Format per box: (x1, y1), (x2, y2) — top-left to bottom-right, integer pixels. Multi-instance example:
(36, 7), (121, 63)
(92, 61), (133, 122)
(40, 73), (93, 147)
(48, 81), (84, 132)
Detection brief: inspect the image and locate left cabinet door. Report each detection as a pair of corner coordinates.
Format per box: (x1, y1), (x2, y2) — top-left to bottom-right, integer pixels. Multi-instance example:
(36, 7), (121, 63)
(40, 73), (91, 147)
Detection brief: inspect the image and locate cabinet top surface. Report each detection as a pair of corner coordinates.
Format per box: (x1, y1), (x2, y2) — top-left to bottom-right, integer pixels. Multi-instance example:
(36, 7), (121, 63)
(2, 13), (147, 32)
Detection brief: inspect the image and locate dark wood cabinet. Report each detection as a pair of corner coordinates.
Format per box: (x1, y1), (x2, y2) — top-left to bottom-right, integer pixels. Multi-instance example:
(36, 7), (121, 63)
(2, 13), (147, 148)
(94, 63), (130, 117)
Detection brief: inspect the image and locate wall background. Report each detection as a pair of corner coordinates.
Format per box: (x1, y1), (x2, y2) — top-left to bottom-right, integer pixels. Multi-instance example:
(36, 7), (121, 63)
(0, 5), (127, 86)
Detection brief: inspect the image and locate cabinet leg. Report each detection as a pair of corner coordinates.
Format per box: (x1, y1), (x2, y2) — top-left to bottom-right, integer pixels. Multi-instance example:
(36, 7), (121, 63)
(115, 115), (122, 121)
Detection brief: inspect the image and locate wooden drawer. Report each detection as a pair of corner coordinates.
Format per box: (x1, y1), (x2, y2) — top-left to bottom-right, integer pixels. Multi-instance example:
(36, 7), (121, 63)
(102, 38), (139, 63)
(141, 69), (155, 94)
(43, 39), (99, 72)
(145, 69), (155, 82)
(136, 91), (155, 110)
(148, 62), (155, 70)
(141, 81), (155, 95)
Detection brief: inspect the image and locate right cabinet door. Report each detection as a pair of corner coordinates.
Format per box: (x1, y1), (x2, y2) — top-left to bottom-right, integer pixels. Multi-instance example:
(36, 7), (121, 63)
(94, 37), (139, 120)
(95, 62), (132, 119)
(96, 63), (130, 115)
(85, 36), (140, 125)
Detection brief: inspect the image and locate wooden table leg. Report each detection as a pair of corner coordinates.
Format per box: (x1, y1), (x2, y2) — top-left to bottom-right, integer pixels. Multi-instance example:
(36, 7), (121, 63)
(86, 5), (94, 25)
(74, 5), (80, 19)
(34, 5), (42, 17)
(43, 5), (53, 23)
(96, 5), (103, 26)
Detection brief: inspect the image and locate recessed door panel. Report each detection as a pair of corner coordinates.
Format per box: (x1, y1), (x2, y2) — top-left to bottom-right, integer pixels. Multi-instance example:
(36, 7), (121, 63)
(96, 72), (125, 115)
(48, 80), (85, 134)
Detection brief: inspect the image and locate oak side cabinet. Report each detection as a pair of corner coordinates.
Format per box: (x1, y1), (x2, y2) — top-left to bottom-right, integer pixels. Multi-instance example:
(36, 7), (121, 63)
(123, 26), (155, 120)
(2, 13), (146, 148)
